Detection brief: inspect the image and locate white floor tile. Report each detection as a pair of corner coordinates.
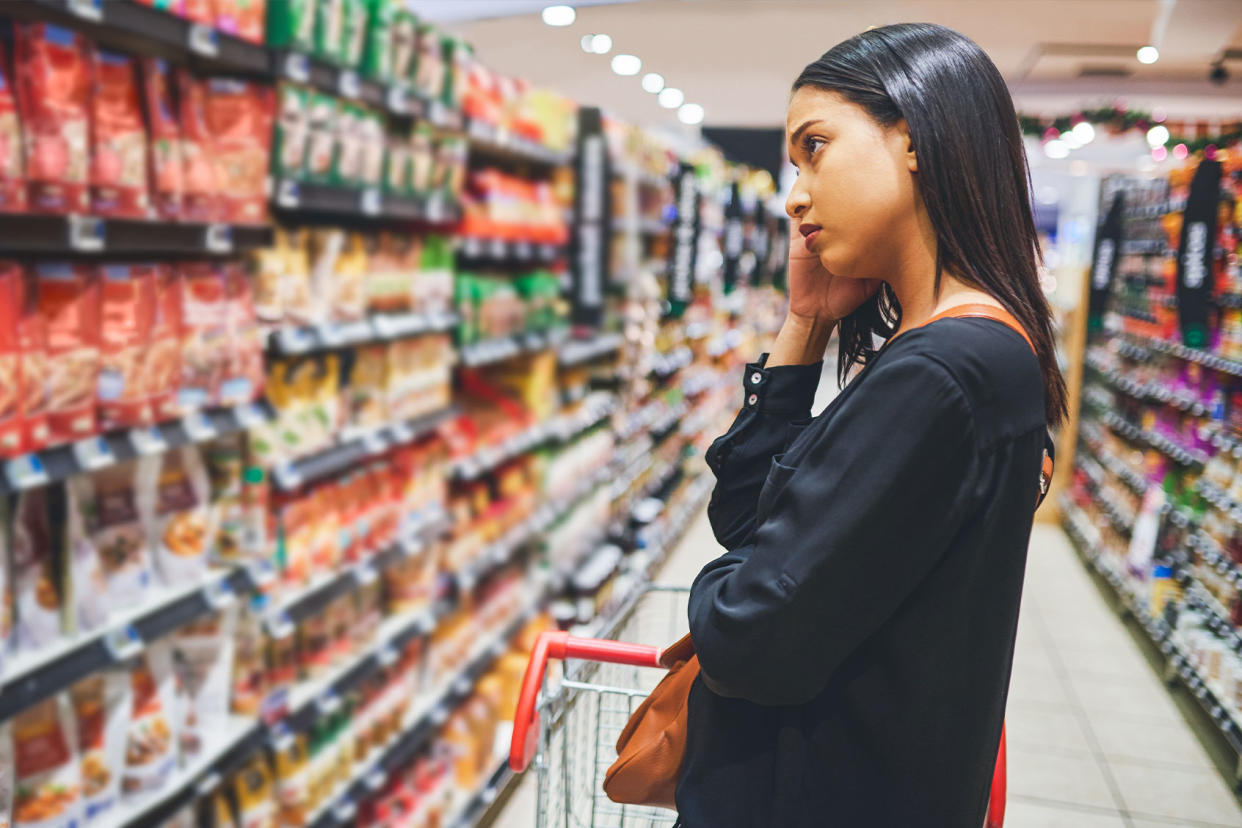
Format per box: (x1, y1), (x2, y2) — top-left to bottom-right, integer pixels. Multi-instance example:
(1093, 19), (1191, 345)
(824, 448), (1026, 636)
(1003, 798), (1127, 827)
(1006, 747), (1120, 811)
(1110, 761), (1242, 826)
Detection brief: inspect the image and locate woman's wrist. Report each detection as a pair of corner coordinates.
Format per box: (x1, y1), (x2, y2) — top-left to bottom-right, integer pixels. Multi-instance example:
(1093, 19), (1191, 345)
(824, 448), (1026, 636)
(767, 313), (836, 367)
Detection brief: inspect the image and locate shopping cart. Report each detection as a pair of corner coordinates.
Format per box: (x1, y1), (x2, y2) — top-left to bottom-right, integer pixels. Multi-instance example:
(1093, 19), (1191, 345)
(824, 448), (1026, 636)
(509, 584), (1007, 828)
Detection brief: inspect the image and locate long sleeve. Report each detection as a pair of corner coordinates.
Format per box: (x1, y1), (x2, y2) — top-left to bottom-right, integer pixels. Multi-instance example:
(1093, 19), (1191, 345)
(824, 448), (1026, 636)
(689, 351), (978, 706)
(705, 355), (822, 551)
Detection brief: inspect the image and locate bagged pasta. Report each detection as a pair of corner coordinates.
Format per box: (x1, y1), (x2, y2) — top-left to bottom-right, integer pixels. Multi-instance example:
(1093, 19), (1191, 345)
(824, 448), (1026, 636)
(11, 695), (83, 828)
(0, 264), (23, 458)
(89, 49), (149, 218)
(0, 41), (26, 213)
(68, 462), (154, 611)
(204, 80), (273, 225)
(12, 488), (62, 654)
(17, 269), (50, 455)
(36, 263), (100, 445)
(97, 264), (157, 431)
(176, 70), (220, 222)
(69, 672), (131, 822)
(146, 265), (183, 422)
(179, 263), (229, 412)
(123, 641), (179, 797)
(171, 606), (237, 757)
(139, 58), (183, 221)
(143, 446), (213, 587)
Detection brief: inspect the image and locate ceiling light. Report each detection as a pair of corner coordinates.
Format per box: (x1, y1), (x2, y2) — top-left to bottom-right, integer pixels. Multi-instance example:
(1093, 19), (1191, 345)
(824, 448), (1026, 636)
(1137, 45), (1159, 64)
(1060, 131), (1083, 150)
(678, 103), (705, 125)
(611, 54), (641, 76)
(1043, 139), (1069, 160)
(1071, 122), (1095, 144)
(580, 34), (595, 52)
(542, 5), (575, 26)
(641, 72), (664, 93)
(590, 34), (612, 54)
(1146, 125), (1170, 147)
(658, 87), (684, 109)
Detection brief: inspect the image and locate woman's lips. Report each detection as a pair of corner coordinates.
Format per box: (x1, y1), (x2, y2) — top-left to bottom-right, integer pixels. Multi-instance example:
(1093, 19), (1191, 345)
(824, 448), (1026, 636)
(801, 228), (820, 248)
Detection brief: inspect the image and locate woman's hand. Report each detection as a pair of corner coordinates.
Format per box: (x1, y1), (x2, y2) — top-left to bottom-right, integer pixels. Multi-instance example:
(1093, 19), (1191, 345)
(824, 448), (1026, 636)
(787, 221), (881, 324)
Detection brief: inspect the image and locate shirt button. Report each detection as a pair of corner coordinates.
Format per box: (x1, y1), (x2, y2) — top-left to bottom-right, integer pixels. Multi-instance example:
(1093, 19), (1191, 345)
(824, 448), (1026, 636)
(750, 372), (762, 385)
(748, 393), (758, 406)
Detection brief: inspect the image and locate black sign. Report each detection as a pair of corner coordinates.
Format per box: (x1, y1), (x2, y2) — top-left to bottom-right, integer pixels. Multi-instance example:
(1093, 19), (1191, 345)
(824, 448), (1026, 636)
(771, 216), (790, 293)
(570, 107), (610, 328)
(666, 162), (700, 318)
(722, 181), (743, 294)
(1087, 192), (1124, 331)
(1176, 159), (1222, 349)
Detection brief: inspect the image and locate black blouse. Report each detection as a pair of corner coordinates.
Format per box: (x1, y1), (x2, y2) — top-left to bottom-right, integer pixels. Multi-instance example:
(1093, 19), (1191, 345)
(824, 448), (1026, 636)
(677, 317), (1048, 827)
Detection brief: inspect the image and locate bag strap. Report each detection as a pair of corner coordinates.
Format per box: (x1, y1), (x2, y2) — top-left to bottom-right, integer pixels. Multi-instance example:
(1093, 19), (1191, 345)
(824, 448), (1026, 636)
(914, 302), (1054, 509)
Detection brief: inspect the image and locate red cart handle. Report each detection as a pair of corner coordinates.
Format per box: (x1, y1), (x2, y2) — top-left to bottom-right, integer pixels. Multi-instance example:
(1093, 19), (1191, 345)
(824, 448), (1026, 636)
(509, 631), (663, 772)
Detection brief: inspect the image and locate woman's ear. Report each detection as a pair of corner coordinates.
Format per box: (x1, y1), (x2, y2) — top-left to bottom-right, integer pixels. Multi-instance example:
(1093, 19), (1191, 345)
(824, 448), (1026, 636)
(896, 119), (918, 173)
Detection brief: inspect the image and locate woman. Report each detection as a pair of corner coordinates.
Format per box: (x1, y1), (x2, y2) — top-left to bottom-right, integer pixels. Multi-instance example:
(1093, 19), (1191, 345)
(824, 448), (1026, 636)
(680, 23), (1066, 827)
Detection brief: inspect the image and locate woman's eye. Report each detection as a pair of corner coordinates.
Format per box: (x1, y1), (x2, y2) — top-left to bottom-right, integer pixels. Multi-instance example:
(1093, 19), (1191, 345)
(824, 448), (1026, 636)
(805, 137), (826, 157)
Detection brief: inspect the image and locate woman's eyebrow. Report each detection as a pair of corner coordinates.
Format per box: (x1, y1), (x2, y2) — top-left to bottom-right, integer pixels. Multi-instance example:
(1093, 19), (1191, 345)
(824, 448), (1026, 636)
(788, 119), (823, 146)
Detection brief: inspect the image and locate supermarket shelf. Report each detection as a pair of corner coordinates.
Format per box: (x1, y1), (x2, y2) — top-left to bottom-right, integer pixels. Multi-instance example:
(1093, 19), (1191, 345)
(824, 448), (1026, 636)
(1217, 294), (1242, 310)
(558, 332), (624, 367)
(12, 0), (270, 76)
(0, 214), (273, 257)
(466, 118), (573, 168)
(1181, 579), (1242, 655)
(459, 329), (571, 368)
(457, 235), (567, 267)
(651, 346), (694, 379)
(1077, 442), (1149, 497)
(1195, 478), (1242, 519)
(0, 567), (248, 723)
(1093, 411), (1207, 468)
(612, 163), (671, 189)
(1085, 355), (1208, 417)
(1, 401), (272, 494)
(1189, 532), (1242, 592)
(271, 179), (461, 225)
(1124, 332), (1242, 380)
(267, 310), (459, 356)
(271, 405), (459, 492)
(448, 759), (516, 828)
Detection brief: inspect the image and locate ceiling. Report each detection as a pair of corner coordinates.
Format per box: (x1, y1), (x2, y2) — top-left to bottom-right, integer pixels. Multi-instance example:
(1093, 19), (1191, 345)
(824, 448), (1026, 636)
(428, 0), (1242, 131)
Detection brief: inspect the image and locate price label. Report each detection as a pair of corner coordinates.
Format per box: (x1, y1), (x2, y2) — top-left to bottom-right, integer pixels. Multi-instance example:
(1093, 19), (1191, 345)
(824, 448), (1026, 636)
(276, 178), (300, 208)
(333, 801), (356, 823)
(515, 241), (532, 259)
(245, 559), (277, 590)
(265, 611), (295, 640)
(338, 69), (361, 99)
(359, 187), (382, 216)
(365, 770), (387, 792)
(129, 427), (168, 456)
(283, 52), (310, 83)
(187, 24), (219, 57)
(104, 624), (144, 662)
(318, 323), (345, 347)
(277, 326), (313, 354)
(386, 84), (409, 114)
(5, 454), (49, 491)
(426, 191), (445, 222)
(67, 214), (104, 252)
(183, 410), (217, 442)
(489, 238), (507, 259)
(361, 431), (388, 455)
(273, 462), (302, 491)
(68, 0), (104, 18)
(430, 704), (450, 726)
(195, 772), (223, 797)
(236, 402), (267, 429)
(389, 422), (414, 444)
(202, 577), (235, 610)
(73, 436), (115, 471)
(204, 222), (233, 253)
(376, 646), (398, 667)
(398, 536), (424, 559)
(353, 561), (378, 587)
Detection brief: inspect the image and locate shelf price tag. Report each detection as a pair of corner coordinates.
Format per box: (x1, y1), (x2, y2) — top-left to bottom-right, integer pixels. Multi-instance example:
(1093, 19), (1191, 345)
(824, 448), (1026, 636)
(338, 69), (361, 99)
(352, 561), (378, 587)
(515, 241), (532, 260)
(264, 611), (295, 640)
(272, 461), (302, 491)
(276, 326), (314, 354)
(73, 436), (116, 471)
(333, 800), (357, 823)
(202, 577), (235, 610)
(104, 624), (144, 662)
(183, 410), (217, 442)
(187, 24), (219, 57)
(67, 0), (104, 20)
(236, 402), (267, 429)
(389, 422), (414, 444)
(245, 559), (277, 590)
(67, 214), (104, 252)
(489, 239), (507, 259)
(283, 52), (310, 83)
(425, 191), (445, 222)
(204, 223), (233, 253)
(276, 178), (300, 209)
(386, 84), (409, 114)
(129, 427), (168, 456)
(5, 454), (49, 491)
(195, 772), (223, 797)
(359, 187), (382, 216)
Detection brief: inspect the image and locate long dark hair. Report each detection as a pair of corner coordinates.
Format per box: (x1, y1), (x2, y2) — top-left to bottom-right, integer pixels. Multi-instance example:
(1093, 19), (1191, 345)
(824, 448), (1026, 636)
(794, 23), (1067, 426)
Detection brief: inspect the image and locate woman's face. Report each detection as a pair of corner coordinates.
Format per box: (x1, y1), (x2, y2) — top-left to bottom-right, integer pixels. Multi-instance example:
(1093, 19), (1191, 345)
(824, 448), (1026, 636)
(785, 87), (921, 283)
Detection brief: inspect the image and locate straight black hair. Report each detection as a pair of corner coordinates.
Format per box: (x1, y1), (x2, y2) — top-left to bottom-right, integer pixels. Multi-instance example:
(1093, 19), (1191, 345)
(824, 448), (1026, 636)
(794, 22), (1067, 426)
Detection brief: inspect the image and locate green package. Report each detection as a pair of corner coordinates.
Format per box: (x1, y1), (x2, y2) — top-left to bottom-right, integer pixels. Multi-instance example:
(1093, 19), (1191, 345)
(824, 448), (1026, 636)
(314, 0), (346, 63)
(390, 9), (418, 83)
(333, 103), (364, 186)
(384, 125), (411, 194)
(455, 273), (476, 344)
(340, 0), (369, 68)
(272, 84), (311, 179)
(409, 123), (434, 193)
(358, 109), (386, 187)
(361, 0), (393, 80)
(305, 93), (339, 183)
(267, 0), (316, 50)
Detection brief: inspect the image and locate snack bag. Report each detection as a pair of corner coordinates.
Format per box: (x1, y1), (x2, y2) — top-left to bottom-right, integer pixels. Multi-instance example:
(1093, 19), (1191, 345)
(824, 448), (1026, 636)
(410, 123), (433, 193)
(215, 0), (268, 44)
(314, 0), (347, 64)
(69, 672), (131, 822)
(68, 462), (154, 610)
(413, 23), (444, 101)
(89, 49), (149, 218)
(11, 696), (83, 828)
(359, 109), (384, 188)
(383, 124), (411, 196)
(0, 41), (27, 213)
(340, 0), (368, 68)
(266, 0), (315, 51)
(221, 264), (264, 405)
(332, 104), (362, 185)
(305, 93), (337, 184)
(64, 472), (109, 635)
(146, 265), (183, 422)
(179, 263), (229, 412)
(282, 228), (315, 325)
(205, 80), (273, 224)
(171, 606), (238, 757)
(17, 270), (50, 455)
(232, 755), (275, 828)
(11, 488), (62, 653)
(36, 263), (100, 445)
(176, 70), (220, 222)
(97, 264), (157, 431)
(14, 24), (90, 213)
(362, 0), (393, 81)
(139, 58), (183, 221)
(181, 0), (215, 24)
(205, 434), (246, 563)
(143, 446), (213, 586)
(271, 85), (310, 181)
(122, 641), (179, 798)
(0, 264), (22, 457)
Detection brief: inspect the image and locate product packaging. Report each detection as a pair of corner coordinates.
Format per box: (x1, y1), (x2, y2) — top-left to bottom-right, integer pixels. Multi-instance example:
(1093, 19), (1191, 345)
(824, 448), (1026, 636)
(272, 84), (311, 181)
(362, 0), (393, 81)
(229, 598), (268, 718)
(267, 0), (316, 51)
(97, 264), (158, 431)
(18, 269), (50, 454)
(180, 0), (214, 24)
(171, 606), (238, 757)
(204, 434), (247, 563)
(215, 0), (268, 44)
(14, 23), (90, 213)
(146, 265), (183, 422)
(414, 24), (444, 102)
(340, 0), (369, 67)
(391, 8), (418, 83)
(11, 488), (61, 654)
(282, 228), (315, 325)
(359, 109), (385, 188)
(36, 263), (100, 445)
(232, 755), (275, 828)
(333, 104), (363, 185)
(68, 461), (154, 611)
(89, 49), (149, 218)
(176, 70), (220, 222)
(122, 641), (179, 798)
(69, 672), (132, 823)
(64, 471), (109, 635)
(0, 264), (23, 457)
(143, 445), (213, 586)
(0, 41), (27, 213)
(204, 80), (273, 224)
(273, 732), (310, 826)
(11, 696), (83, 828)
(314, 0), (347, 64)
(305, 93), (338, 184)
(384, 124), (411, 196)
(221, 265), (264, 405)
(139, 59), (183, 221)
(409, 124), (433, 193)
(179, 263), (229, 412)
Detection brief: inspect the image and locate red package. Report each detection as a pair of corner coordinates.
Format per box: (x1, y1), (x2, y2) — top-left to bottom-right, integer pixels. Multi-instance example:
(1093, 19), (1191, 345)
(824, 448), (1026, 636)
(90, 49), (150, 218)
(98, 264), (158, 430)
(178, 263), (228, 411)
(0, 41), (27, 213)
(18, 269), (50, 453)
(0, 263), (22, 456)
(14, 23), (90, 214)
(147, 265), (183, 422)
(139, 58), (183, 220)
(176, 70), (220, 222)
(181, 0), (214, 24)
(204, 80), (273, 225)
(214, 0), (267, 44)
(36, 263), (100, 444)
(220, 264), (263, 405)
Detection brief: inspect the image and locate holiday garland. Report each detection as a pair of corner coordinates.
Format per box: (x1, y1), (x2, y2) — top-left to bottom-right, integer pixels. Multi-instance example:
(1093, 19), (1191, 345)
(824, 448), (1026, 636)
(1018, 106), (1242, 155)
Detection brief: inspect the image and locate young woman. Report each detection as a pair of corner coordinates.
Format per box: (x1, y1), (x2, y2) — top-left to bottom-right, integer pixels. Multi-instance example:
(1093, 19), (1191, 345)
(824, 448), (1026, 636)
(679, 23), (1066, 827)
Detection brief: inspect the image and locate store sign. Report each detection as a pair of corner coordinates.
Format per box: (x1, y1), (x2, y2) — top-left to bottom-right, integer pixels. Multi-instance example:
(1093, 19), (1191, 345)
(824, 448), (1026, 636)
(1177, 159), (1222, 349)
(667, 163), (700, 317)
(1087, 193), (1124, 330)
(570, 107), (610, 328)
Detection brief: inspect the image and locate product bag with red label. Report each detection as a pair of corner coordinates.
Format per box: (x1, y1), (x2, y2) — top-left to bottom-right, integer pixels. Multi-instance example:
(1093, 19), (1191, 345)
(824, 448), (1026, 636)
(0, 263), (23, 458)
(0, 41), (27, 213)
(98, 264), (158, 431)
(11, 695), (83, 828)
(36, 263), (100, 445)
(215, 0), (268, 44)
(146, 265), (183, 422)
(175, 70), (220, 222)
(14, 23), (90, 214)
(122, 641), (179, 798)
(179, 263), (229, 411)
(139, 58), (184, 221)
(18, 269), (51, 454)
(204, 79), (273, 225)
(89, 49), (150, 218)
(69, 672), (131, 823)
(221, 264), (264, 405)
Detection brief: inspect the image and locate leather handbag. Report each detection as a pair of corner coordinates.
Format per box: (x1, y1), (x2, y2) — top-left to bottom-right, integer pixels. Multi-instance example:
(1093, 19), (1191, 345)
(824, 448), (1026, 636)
(603, 303), (1052, 817)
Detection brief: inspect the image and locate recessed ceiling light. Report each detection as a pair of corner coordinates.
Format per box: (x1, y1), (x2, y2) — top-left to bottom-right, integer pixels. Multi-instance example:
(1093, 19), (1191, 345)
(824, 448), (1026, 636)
(641, 73), (664, 93)
(678, 103), (705, 125)
(1071, 122), (1095, 144)
(1043, 139), (1069, 160)
(658, 87), (684, 109)
(590, 34), (612, 54)
(611, 54), (641, 76)
(542, 5), (575, 27)
(1136, 45), (1159, 64)
(1146, 125), (1170, 147)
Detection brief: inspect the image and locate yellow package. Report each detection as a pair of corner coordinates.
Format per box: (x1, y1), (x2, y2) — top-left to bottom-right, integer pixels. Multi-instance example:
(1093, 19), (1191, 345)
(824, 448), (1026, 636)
(273, 734), (310, 828)
(232, 755), (275, 828)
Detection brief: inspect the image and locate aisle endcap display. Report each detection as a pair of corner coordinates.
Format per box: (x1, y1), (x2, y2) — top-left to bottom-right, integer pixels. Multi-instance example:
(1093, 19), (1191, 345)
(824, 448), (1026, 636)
(0, 214), (275, 257)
